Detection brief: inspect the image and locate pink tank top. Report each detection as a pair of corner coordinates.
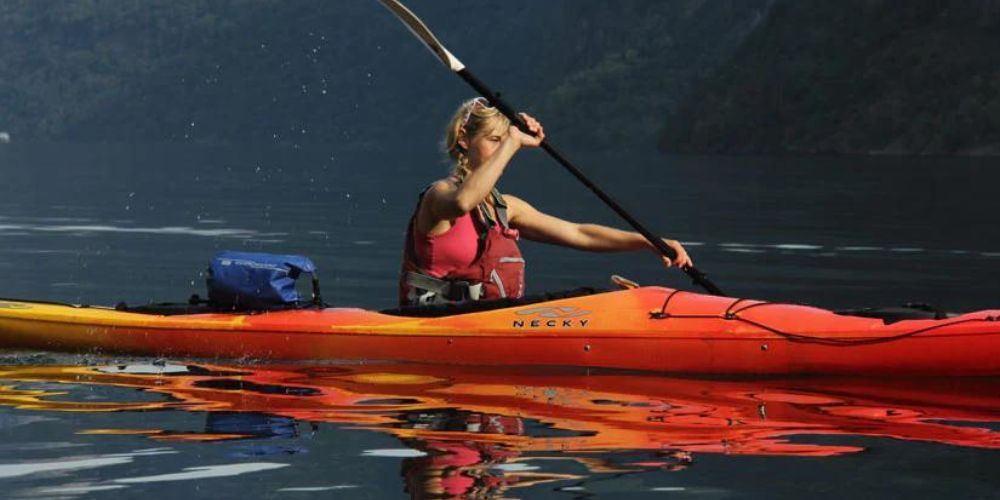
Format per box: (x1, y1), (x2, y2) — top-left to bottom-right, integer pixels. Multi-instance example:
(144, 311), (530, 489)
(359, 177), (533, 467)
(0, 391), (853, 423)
(413, 212), (481, 278)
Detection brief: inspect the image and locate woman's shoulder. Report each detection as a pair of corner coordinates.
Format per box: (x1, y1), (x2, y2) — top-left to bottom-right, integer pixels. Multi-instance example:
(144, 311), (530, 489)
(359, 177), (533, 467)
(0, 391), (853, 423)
(495, 193), (541, 223)
(422, 176), (460, 198)
(497, 192), (529, 209)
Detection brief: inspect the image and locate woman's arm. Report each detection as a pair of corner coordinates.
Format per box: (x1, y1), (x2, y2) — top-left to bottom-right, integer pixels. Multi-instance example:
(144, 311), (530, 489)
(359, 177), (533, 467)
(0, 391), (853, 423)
(424, 139), (519, 220)
(505, 195), (693, 268)
(418, 113), (544, 235)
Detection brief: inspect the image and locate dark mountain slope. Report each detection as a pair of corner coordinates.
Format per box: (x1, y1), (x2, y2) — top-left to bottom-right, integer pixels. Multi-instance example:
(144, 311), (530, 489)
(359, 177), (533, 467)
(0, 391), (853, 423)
(660, 0), (1000, 155)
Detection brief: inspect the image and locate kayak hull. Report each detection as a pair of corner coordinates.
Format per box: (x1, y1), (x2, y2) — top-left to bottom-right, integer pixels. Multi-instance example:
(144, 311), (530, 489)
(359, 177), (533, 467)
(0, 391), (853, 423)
(1, 287), (998, 375)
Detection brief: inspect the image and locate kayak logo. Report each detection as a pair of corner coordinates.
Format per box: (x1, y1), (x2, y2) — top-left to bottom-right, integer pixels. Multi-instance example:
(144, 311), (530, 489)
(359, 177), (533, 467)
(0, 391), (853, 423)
(513, 306), (590, 328)
(0, 301), (31, 310)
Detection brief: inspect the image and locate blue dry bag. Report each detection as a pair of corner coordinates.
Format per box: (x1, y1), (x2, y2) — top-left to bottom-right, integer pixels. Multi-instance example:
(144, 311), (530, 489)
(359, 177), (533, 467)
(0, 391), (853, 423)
(207, 251), (320, 310)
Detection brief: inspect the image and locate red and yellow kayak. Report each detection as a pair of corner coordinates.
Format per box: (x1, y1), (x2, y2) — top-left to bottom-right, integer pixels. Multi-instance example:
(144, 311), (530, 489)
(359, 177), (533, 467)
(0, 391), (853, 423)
(1, 286), (998, 375)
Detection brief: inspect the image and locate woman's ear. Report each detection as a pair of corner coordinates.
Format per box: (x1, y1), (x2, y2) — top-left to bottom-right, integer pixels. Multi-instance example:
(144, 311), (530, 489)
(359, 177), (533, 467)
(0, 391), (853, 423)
(457, 133), (468, 151)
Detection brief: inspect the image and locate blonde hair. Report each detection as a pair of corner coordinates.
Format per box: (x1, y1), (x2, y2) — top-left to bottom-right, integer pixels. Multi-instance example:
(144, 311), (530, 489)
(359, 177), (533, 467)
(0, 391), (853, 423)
(443, 98), (511, 179)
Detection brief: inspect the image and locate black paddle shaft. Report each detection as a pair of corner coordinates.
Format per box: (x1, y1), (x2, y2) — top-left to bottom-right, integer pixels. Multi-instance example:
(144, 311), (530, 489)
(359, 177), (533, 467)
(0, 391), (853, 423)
(457, 69), (726, 297)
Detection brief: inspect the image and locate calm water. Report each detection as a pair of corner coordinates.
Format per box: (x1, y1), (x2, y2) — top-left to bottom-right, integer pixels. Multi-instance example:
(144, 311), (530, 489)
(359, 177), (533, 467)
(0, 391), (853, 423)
(0, 142), (998, 498)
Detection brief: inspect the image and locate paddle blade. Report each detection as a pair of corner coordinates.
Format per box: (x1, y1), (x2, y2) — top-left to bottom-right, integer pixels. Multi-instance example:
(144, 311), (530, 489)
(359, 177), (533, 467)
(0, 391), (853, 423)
(378, 0), (465, 72)
(610, 275), (640, 290)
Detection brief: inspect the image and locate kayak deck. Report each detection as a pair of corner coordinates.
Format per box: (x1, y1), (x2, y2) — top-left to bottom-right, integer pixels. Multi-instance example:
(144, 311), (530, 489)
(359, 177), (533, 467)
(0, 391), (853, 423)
(1, 287), (998, 375)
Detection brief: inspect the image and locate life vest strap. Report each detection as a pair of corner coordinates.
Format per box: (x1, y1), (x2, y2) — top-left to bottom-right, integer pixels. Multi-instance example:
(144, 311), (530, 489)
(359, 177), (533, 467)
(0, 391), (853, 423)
(404, 271), (483, 303)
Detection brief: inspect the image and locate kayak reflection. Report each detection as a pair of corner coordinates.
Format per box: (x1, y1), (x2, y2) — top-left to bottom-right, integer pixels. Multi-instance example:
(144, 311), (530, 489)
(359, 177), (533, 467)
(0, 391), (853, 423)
(0, 362), (997, 496)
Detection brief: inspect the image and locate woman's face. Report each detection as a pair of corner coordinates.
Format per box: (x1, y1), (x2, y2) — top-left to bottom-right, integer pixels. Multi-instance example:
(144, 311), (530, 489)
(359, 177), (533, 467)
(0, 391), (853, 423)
(463, 124), (508, 169)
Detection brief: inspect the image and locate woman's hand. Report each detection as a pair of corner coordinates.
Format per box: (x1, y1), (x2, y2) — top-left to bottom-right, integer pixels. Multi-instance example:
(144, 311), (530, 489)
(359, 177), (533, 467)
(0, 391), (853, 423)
(658, 238), (693, 269)
(509, 112), (545, 148)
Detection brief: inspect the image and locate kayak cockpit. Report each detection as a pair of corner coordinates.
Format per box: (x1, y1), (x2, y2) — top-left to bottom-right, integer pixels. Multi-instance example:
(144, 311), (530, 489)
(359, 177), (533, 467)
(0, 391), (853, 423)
(379, 287), (604, 317)
(833, 303), (957, 325)
(108, 287), (607, 317)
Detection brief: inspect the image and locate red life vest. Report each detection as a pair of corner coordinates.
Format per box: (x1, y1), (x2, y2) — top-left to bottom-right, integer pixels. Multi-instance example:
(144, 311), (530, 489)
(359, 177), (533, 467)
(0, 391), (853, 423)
(399, 188), (525, 306)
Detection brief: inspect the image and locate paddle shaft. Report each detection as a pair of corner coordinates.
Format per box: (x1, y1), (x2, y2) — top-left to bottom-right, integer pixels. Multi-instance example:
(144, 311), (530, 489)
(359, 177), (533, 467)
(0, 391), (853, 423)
(457, 70), (726, 296)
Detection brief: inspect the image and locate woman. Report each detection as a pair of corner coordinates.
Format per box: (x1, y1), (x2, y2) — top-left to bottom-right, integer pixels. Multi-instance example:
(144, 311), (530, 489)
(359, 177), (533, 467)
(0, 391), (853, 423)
(399, 97), (692, 306)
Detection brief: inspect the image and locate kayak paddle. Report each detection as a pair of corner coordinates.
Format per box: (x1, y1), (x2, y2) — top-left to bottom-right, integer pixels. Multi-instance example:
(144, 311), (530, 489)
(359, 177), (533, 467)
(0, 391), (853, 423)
(377, 0), (727, 297)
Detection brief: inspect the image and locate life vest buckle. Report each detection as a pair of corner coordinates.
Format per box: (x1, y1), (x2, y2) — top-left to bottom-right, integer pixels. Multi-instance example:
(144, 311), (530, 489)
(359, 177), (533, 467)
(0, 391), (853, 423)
(445, 281), (472, 301)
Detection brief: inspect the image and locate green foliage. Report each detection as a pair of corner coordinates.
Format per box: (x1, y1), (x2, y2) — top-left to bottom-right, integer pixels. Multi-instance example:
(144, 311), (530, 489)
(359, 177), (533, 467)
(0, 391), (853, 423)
(660, 0), (1000, 155)
(1, 0), (542, 146)
(0, 0), (767, 150)
(537, 0), (773, 147)
(3, 0), (994, 155)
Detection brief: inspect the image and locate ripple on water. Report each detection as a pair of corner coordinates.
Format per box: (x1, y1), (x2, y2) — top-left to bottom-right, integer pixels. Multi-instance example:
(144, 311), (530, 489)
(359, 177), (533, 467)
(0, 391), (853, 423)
(0, 442), (88, 452)
(837, 246), (884, 251)
(113, 462), (289, 483)
(1, 221), (259, 238)
(0, 456), (134, 479)
(277, 485), (360, 492)
(38, 484), (128, 495)
(361, 449), (428, 458)
(771, 243), (824, 250)
(722, 247), (766, 254)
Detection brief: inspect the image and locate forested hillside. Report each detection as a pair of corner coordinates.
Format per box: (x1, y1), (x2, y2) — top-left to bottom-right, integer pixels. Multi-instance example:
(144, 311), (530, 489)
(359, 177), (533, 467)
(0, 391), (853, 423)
(0, 0), (769, 149)
(659, 0), (1000, 155)
(3, 1), (995, 155)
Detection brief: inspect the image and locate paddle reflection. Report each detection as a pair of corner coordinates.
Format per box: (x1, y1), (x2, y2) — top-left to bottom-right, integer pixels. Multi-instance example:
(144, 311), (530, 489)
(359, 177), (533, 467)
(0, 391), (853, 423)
(0, 362), (997, 497)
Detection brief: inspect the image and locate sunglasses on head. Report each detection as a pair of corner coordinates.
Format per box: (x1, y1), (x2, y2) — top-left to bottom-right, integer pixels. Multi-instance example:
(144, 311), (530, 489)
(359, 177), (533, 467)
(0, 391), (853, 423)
(461, 97), (492, 128)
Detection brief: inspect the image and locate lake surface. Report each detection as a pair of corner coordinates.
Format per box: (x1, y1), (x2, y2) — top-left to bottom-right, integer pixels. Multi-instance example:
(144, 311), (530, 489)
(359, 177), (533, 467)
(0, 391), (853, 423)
(0, 142), (998, 498)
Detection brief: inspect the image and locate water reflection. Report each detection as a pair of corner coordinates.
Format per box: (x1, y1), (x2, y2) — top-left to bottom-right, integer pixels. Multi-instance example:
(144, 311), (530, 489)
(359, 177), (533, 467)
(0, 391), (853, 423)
(0, 362), (997, 497)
